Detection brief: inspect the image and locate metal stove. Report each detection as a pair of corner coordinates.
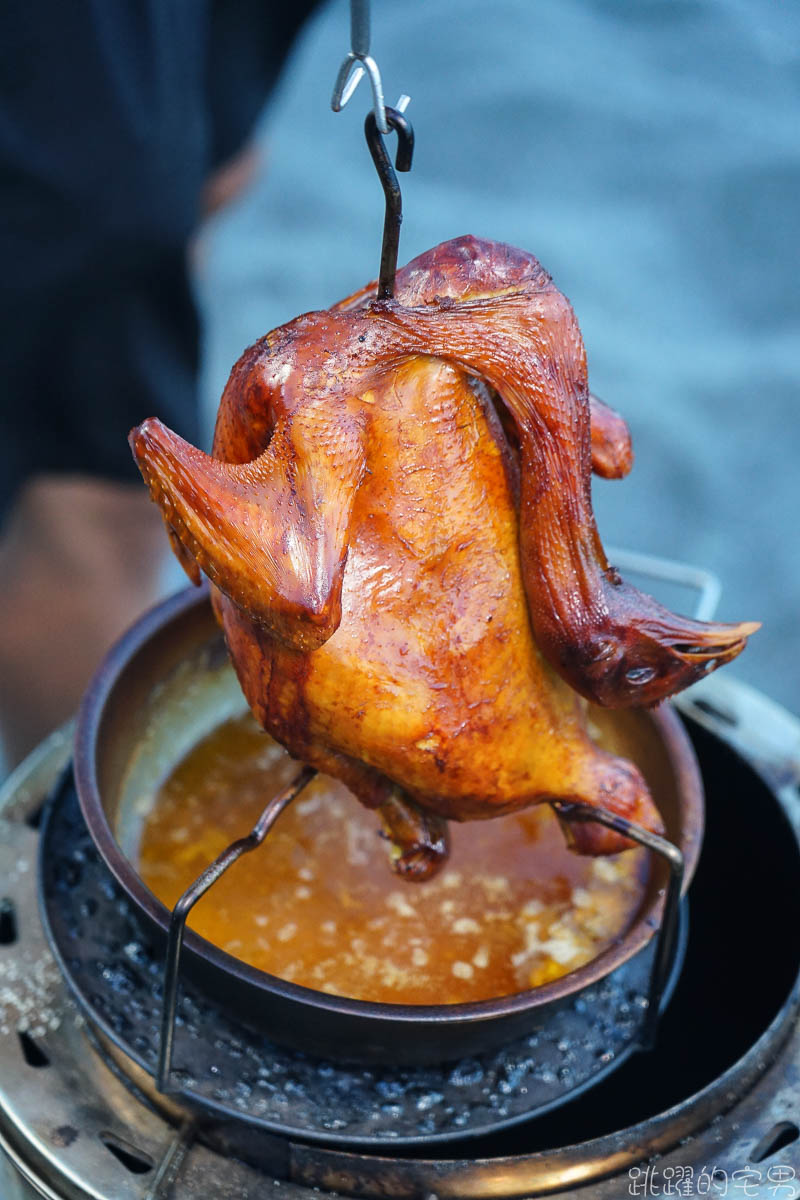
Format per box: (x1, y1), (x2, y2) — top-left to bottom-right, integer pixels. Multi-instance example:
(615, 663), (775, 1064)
(1, 673), (799, 1200)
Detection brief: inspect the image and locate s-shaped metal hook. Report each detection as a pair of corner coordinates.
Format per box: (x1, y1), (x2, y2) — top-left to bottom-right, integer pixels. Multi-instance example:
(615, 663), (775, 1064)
(365, 102), (415, 301)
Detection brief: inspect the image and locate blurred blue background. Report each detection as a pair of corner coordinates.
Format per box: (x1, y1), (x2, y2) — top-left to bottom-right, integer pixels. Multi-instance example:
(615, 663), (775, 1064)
(196, 0), (799, 712)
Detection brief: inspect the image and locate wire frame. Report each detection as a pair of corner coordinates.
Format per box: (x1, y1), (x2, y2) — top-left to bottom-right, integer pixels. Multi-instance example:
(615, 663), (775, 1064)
(154, 780), (683, 1093)
(155, 767), (316, 1093)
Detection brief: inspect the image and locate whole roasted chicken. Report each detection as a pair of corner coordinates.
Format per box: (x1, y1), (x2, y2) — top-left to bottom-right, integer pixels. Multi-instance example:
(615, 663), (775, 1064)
(131, 237), (756, 878)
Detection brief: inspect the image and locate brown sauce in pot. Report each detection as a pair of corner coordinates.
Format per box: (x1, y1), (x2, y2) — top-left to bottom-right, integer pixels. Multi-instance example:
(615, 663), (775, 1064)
(137, 714), (648, 1005)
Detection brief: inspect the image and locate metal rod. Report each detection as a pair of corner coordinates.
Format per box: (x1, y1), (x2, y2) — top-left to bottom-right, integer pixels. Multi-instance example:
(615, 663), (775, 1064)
(155, 766), (317, 1094)
(350, 0), (370, 56)
(550, 800), (685, 1051)
(364, 106), (415, 300)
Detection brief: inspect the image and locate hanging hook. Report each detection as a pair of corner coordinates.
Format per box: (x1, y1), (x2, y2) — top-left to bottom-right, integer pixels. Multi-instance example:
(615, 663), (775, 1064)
(331, 0), (389, 134)
(364, 102), (415, 300)
(332, 55), (387, 133)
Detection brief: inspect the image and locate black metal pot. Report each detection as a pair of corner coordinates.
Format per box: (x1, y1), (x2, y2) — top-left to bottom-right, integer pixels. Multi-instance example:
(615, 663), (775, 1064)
(73, 586), (704, 1066)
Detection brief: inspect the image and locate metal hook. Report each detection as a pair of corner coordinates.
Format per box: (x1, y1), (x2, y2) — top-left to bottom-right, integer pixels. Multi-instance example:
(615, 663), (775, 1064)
(331, 0), (389, 133)
(364, 103), (415, 300)
(332, 54), (388, 133)
(550, 799), (685, 1050)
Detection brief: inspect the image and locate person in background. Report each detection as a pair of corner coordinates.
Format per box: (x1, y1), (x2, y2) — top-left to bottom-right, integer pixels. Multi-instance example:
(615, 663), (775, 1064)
(0, 0), (319, 768)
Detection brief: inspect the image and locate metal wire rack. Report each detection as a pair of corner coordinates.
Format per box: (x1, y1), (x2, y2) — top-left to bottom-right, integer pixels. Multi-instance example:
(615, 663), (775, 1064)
(152, 544), (716, 1095)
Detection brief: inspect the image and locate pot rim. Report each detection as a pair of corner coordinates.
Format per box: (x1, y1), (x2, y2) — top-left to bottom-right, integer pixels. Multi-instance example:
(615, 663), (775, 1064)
(74, 584), (704, 1028)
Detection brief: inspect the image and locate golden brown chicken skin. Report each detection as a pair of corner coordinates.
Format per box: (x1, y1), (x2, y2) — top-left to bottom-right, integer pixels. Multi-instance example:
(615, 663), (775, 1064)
(130, 236), (756, 876)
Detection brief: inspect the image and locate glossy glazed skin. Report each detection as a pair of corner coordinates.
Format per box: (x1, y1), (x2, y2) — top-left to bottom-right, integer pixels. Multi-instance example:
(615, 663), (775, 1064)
(131, 237), (756, 877)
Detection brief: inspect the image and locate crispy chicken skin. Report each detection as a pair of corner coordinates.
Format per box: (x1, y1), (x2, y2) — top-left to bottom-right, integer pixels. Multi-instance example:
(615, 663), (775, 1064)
(130, 236), (756, 876)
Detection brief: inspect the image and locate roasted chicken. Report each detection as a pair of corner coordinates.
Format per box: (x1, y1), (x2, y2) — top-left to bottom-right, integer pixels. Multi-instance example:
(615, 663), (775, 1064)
(131, 236), (757, 878)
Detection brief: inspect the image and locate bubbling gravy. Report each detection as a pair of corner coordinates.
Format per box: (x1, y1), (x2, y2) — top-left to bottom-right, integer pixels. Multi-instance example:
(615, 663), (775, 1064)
(137, 714), (648, 1005)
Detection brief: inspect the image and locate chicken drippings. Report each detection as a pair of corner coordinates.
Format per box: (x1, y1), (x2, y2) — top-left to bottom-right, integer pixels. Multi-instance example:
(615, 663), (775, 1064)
(137, 714), (648, 1004)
